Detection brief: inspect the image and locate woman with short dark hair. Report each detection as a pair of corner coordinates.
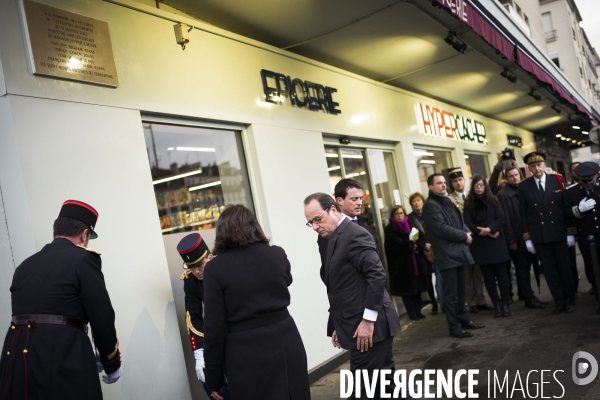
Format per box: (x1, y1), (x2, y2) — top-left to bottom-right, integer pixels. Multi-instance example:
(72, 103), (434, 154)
(385, 205), (429, 320)
(464, 176), (512, 318)
(203, 205), (310, 400)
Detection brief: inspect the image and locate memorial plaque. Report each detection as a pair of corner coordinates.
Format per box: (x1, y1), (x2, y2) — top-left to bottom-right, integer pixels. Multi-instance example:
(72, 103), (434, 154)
(20, 1), (119, 87)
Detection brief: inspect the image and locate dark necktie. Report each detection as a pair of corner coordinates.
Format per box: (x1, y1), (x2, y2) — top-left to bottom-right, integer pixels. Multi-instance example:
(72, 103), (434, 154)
(538, 180), (544, 194)
(351, 219), (358, 224)
(462, 193), (466, 201)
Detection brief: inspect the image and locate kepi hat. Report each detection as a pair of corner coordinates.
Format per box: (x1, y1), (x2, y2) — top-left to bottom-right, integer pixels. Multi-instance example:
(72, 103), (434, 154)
(574, 162), (600, 184)
(447, 167), (463, 181)
(58, 200), (99, 239)
(523, 151), (546, 165)
(177, 233), (210, 269)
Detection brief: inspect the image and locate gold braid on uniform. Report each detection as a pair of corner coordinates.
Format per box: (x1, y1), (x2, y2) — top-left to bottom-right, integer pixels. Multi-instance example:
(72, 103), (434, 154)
(183, 250), (208, 267)
(107, 329), (119, 360)
(522, 232), (531, 240)
(567, 227), (577, 235)
(180, 270), (192, 280)
(186, 311), (204, 337)
(572, 205), (583, 219)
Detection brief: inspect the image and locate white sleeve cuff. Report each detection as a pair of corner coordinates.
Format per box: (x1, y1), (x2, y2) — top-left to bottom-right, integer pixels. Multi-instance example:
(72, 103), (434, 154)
(363, 308), (378, 321)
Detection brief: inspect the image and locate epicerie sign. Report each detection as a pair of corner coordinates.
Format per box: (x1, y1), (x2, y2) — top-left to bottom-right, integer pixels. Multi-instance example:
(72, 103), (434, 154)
(339, 351), (598, 398)
(414, 103), (487, 145)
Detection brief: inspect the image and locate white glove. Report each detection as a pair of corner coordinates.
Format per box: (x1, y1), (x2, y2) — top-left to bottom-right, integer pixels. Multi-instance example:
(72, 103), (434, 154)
(526, 240), (536, 254)
(567, 235), (575, 247)
(93, 349), (103, 373)
(102, 366), (122, 384)
(579, 198), (596, 213)
(409, 227), (419, 241)
(194, 349), (205, 382)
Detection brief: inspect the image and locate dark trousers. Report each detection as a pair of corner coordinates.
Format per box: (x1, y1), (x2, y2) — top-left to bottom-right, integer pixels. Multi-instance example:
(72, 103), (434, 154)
(350, 335), (395, 399)
(425, 264), (438, 311)
(534, 241), (575, 309)
(569, 245), (579, 292)
(440, 266), (471, 332)
(579, 241), (598, 289)
(510, 251), (537, 301)
(480, 262), (511, 304)
(401, 279), (423, 318)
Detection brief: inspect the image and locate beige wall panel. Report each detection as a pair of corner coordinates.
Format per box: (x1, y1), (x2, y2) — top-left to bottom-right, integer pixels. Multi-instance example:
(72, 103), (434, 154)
(6, 95), (191, 400)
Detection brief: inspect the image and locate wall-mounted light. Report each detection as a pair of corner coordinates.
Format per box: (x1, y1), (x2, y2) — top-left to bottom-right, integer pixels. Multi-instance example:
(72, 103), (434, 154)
(582, 131), (589, 135)
(500, 69), (517, 84)
(444, 32), (468, 54)
(573, 125), (581, 130)
(174, 23), (193, 50)
(527, 88), (542, 101)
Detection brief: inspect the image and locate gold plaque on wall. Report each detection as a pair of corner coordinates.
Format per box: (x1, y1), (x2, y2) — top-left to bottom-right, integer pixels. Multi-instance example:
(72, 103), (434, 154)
(20, 1), (119, 87)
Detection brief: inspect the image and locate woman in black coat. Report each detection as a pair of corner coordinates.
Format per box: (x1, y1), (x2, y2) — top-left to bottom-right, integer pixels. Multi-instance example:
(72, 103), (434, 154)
(464, 175), (512, 318)
(203, 205), (310, 400)
(385, 205), (429, 320)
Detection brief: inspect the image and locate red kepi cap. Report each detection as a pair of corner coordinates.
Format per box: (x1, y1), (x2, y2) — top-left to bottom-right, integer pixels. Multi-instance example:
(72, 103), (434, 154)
(58, 200), (99, 239)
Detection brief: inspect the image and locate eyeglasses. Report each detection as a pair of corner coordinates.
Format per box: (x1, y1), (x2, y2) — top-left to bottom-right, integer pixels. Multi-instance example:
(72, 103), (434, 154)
(393, 212), (405, 217)
(306, 207), (330, 227)
(474, 183), (485, 188)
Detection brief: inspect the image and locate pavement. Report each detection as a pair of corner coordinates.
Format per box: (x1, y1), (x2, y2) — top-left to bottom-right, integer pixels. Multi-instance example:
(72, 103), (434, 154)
(310, 253), (600, 399)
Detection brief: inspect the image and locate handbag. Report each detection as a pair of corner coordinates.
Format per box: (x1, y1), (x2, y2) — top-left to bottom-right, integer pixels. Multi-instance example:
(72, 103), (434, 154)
(423, 247), (435, 264)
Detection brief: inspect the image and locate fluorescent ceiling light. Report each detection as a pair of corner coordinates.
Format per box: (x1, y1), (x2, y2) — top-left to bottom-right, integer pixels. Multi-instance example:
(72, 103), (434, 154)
(572, 126), (581, 129)
(572, 140), (577, 143)
(328, 166), (341, 171)
(167, 147), (175, 150)
(419, 160), (436, 164)
(152, 170), (203, 185)
(174, 146), (216, 152)
(583, 131), (589, 134)
(189, 181), (222, 191)
(414, 151), (434, 157)
(342, 154), (364, 159)
(555, 134), (561, 137)
(464, 155), (469, 159)
(345, 171), (367, 178)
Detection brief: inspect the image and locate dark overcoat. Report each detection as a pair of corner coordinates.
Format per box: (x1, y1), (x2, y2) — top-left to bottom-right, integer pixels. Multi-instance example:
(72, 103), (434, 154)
(384, 220), (428, 297)
(497, 184), (527, 253)
(564, 182), (600, 241)
(181, 271), (205, 351)
(0, 238), (120, 400)
(463, 198), (511, 265)
(203, 243), (310, 400)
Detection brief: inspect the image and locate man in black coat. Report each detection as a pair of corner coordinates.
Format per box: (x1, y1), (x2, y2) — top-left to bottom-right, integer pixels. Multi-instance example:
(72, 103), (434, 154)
(497, 166), (547, 309)
(0, 200), (121, 400)
(564, 162), (600, 295)
(177, 233), (231, 400)
(304, 192), (400, 398)
(519, 152), (576, 314)
(421, 174), (485, 338)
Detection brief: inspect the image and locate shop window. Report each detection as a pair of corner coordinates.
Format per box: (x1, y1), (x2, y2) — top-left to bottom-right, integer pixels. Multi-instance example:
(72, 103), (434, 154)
(414, 147), (453, 195)
(143, 122), (253, 235)
(464, 153), (489, 180)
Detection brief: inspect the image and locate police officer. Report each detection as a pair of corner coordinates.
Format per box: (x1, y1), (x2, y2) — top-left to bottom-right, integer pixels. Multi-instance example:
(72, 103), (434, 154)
(0, 200), (121, 400)
(177, 233), (231, 400)
(565, 161), (600, 295)
(519, 152), (576, 314)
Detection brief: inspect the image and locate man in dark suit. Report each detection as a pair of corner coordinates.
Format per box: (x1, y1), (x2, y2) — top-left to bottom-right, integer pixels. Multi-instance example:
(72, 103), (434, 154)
(304, 192), (400, 398)
(519, 151), (576, 314)
(0, 200), (121, 400)
(565, 161), (600, 295)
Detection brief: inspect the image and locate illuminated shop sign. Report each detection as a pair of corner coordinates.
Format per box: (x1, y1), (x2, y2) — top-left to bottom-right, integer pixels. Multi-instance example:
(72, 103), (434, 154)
(414, 103), (487, 145)
(260, 69), (341, 115)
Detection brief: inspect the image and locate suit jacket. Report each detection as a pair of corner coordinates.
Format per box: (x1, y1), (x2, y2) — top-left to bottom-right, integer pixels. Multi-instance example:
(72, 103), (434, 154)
(181, 270), (205, 351)
(518, 174), (576, 244)
(565, 182), (600, 243)
(323, 218), (400, 349)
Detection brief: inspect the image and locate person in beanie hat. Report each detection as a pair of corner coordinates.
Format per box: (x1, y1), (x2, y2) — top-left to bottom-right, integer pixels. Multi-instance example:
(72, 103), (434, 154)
(177, 233), (231, 400)
(0, 200), (121, 400)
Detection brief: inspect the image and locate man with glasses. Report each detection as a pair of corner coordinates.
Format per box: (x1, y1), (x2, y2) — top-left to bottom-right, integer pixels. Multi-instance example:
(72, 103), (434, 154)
(304, 193), (401, 399)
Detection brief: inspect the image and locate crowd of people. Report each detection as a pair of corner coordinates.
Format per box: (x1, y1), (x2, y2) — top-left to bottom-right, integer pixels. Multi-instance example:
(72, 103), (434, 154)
(3, 150), (600, 400)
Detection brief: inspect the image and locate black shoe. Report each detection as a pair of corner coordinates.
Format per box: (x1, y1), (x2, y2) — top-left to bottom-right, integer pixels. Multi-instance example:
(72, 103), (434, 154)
(417, 313), (426, 319)
(431, 308), (439, 315)
(525, 299), (546, 309)
(408, 314), (420, 321)
(565, 306), (575, 313)
(494, 302), (502, 318)
(537, 299), (549, 306)
(463, 321), (485, 329)
(469, 306), (479, 313)
(502, 301), (511, 317)
(450, 329), (474, 338)
(477, 304), (493, 311)
(553, 308), (564, 314)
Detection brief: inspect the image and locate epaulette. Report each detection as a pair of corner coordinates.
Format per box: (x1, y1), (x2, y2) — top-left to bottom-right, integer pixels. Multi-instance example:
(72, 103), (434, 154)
(566, 182), (578, 190)
(180, 269), (193, 280)
(76, 244), (102, 255)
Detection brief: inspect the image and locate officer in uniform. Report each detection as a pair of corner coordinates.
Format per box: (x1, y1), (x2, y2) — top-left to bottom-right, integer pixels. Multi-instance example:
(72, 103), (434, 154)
(565, 162), (600, 295)
(447, 167), (489, 313)
(519, 152), (576, 314)
(177, 233), (231, 400)
(0, 200), (121, 400)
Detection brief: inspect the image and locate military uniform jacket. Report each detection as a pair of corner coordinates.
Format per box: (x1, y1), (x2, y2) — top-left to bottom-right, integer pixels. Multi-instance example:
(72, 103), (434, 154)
(518, 174), (576, 244)
(0, 238), (120, 400)
(565, 182), (600, 241)
(180, 270), (205, 351)
(448, 191), (466, 213)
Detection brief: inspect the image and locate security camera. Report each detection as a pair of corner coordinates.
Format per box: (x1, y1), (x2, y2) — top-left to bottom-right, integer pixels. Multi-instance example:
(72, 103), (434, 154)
(174, 23), (190, 49)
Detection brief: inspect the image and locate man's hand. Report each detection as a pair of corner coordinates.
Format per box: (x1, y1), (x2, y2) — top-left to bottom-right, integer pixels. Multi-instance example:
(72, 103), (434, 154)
(211, 388), (225, 400)
(101, 366), (122, 384)
(353, 319), (374, 352)
(478, 227), (490, 236)
(508, 243), (518, 252)
(331, 330), (341, 349)
(526, 240), (536, 254)
(194, 349), (205, 382)
(496, 152), (503, 166)
(466, 232), (473, 245)
(424, 243), (432, 251)
(490, 232), (500, 239)
(579, 198), (596, 213)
